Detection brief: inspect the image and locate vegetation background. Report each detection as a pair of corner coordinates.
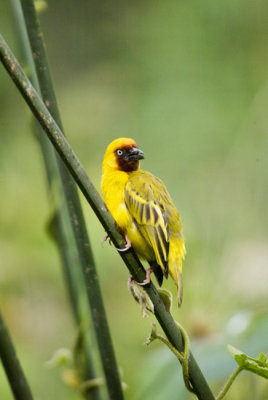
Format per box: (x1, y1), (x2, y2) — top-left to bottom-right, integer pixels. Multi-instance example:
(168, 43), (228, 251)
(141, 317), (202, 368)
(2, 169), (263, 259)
(0, 0), (268, 399)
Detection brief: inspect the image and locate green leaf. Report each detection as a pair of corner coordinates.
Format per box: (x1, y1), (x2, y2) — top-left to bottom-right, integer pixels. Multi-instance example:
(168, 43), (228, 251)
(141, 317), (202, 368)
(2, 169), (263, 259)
(227, 344), (244, 358)
(145, 323), (158, 345)
(45, 348), (72, 368)
(228, 345), (268, 379)
(157, 288), (173, 312)
(258, 353), (268, 367)
(244, 363), (268, 379)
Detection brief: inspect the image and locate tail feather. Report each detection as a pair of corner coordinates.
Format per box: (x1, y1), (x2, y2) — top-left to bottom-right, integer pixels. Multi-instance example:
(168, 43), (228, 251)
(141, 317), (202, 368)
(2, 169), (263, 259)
(177, 272), (183, 307)
(168, 237), (185, 307)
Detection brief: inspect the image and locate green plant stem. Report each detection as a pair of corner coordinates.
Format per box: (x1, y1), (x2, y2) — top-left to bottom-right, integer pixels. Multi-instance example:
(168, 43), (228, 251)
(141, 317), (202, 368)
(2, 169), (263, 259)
(216, 367), (243, 400)
(175, 321), (194, 392)
(9, 0), (80, 330)
(0, 310), (34, 400)
(9, 2), (102, 399)
(147, 322), (194, 393)
(0, 36), (215, 400)
(18, 1), (124, 399)
(151, 330), (193, 392)
(153, 331), (184, 363)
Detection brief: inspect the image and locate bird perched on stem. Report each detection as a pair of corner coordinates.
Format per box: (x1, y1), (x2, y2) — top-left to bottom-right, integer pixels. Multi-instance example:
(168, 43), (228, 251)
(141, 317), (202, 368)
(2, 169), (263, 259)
(101, 138), (186, 306)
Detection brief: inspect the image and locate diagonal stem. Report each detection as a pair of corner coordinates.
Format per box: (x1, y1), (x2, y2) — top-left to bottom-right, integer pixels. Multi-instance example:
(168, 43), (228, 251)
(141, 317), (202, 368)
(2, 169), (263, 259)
(216, 366), (243, 400)
(0, 309), (34, 400)
(0, 35), (215, 400)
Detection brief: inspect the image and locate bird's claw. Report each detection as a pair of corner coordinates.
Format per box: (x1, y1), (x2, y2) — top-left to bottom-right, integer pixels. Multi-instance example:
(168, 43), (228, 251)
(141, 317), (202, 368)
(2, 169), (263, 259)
(116, 235), (131, 252)
(133, 267), (154, 286)
(101, 234), (111, 247)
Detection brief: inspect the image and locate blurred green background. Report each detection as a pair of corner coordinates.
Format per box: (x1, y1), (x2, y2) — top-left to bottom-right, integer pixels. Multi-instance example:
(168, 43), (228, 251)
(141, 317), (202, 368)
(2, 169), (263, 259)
(1, 0), (268, 399)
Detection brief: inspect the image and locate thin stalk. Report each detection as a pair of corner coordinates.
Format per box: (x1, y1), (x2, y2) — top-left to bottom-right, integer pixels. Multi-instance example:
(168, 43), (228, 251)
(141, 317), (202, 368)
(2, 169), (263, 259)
(0, 310), (34, 400)
(216, 367), (243, 400)
(9, 0), (80, 322)
(19, 1), (124, 399)
(9, 2), (102, 399)
(0, 36), (215, 400)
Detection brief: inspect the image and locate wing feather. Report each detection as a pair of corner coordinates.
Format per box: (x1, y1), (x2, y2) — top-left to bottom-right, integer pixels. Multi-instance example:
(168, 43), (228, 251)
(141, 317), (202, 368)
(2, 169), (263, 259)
(125, 178), (170, 277)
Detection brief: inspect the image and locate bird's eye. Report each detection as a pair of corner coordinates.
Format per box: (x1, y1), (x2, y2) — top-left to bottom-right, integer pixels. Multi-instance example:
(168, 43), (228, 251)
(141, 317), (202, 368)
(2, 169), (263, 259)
(116, 149), (123, 156)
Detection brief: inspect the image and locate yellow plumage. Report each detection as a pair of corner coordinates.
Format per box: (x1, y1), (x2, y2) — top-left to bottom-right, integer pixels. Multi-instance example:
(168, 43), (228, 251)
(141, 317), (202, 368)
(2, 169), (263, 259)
(101, 138), (186, 306)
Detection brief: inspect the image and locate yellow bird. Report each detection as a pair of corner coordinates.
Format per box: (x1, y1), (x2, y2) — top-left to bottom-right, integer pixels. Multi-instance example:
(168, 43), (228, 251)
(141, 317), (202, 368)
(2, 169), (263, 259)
(101, 138), (186, 306)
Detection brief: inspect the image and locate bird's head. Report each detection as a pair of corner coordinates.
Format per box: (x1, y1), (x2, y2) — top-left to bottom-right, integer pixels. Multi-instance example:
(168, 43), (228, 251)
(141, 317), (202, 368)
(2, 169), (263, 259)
(102, 138), (145, 172)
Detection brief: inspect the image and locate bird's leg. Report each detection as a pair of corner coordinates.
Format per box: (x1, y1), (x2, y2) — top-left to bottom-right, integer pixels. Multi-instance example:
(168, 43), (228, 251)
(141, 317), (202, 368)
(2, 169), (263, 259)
(116, 234), (132, 252)
(136, 267), (154, 286)
(101, 234), (111, 247)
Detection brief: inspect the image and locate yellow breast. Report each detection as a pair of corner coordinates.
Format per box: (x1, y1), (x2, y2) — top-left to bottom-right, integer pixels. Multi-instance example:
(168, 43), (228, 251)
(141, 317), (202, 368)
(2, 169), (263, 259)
(101, 170), (131, 229)
(101, 170), (154, 260)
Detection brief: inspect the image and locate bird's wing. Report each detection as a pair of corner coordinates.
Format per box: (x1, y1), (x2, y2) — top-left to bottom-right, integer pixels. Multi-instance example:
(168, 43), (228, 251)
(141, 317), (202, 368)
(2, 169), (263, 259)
(125, 173), (170, 277)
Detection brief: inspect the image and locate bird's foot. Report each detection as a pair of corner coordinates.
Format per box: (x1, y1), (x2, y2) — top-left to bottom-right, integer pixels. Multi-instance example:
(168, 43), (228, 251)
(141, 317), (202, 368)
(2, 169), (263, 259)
(136, 267), (154, 286)
(116, 234), (132, 252)
(101, 234), (111, 247)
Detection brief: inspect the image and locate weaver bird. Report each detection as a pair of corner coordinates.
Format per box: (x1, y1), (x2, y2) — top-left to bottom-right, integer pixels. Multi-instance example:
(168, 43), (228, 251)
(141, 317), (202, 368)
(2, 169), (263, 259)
(101, 138), (186, 306)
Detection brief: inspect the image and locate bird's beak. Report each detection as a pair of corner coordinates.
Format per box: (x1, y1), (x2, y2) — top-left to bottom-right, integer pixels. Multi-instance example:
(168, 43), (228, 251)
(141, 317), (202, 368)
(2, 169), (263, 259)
(127, 148), (145, 161)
